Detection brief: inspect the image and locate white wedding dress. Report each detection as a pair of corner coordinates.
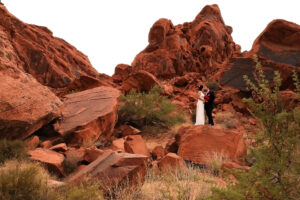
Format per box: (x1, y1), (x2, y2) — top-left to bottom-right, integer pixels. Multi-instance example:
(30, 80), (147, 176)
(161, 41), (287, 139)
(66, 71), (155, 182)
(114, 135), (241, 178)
(195, 91), (205, 125)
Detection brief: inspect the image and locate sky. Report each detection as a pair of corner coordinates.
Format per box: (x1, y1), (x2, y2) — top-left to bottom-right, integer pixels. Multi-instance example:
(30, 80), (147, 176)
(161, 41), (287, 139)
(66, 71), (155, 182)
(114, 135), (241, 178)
(3, 0), (300, 76)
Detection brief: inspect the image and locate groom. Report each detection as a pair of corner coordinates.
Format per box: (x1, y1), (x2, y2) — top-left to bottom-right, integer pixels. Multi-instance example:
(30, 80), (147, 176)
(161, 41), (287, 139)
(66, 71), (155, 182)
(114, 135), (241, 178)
(204, 86), (215, 126)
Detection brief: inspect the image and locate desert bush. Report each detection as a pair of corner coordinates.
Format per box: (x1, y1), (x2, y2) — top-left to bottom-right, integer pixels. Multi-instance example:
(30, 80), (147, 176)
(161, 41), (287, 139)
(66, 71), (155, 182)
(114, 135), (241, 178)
(215, 112), (237, 129)
(118, 85), (185, 132)
(0, 160), (61, 200)
(65, 182), (104, 200)
(203, 151), (229, 176)
(0, 139), (27, 164)
(209, 55), (300, 200)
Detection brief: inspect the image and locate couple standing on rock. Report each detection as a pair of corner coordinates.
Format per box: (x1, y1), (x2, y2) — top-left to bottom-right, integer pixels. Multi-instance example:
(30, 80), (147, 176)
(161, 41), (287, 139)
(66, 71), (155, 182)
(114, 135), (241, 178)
(195, 85), (216, 126)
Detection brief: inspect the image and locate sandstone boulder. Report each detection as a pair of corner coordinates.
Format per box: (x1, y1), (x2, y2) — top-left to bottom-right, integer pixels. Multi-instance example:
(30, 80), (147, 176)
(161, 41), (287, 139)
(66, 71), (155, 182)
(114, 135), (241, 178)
(55, 86), (120, 146)
(111, 138), (125, 152)
(49, 143), (68, 152)
(151, 145), (165, 160)
(27, 148), (65, 176)
(114, 125), (141, 137)
(26, 136), (40, 150)
(121, 70), (161, 93)
(221, 161), (250, 172)
(40, 140), (52, 149)
(0, 58), (62, 139)
(176, 126), (247, 165)
(124, 135), (150, 157)
(69, 151), (148, 192)
(158, 153), (186, 170)
(112, 64), (132, 84)
(83, 146), (107, 163)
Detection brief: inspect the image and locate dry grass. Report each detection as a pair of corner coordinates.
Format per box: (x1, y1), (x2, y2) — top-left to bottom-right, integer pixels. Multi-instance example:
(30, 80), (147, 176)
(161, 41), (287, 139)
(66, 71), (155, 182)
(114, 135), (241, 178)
(203, 151), (230, 176)
(215, 111), (238, 129)
(137, 166), (224, 200)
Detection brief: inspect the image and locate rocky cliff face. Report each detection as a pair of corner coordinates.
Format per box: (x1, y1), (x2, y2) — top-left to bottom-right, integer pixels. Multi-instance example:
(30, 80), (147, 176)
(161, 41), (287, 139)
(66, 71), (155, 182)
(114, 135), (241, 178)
(131, 5), (238, 79)
(0, 4), (106, 95)
(221, 19), (300, 91)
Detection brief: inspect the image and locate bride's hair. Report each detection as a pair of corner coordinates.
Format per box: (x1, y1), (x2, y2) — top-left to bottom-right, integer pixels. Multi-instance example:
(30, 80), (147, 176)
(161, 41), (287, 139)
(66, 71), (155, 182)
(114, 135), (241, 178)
(198, 85), (203, 91)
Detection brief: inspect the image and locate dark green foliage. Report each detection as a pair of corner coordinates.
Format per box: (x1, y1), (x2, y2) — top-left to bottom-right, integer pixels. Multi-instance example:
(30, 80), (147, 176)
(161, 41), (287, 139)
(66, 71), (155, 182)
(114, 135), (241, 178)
(0, 139), (27, 164)
(118, 85), (185, 131)
(209, 55), (300, 200)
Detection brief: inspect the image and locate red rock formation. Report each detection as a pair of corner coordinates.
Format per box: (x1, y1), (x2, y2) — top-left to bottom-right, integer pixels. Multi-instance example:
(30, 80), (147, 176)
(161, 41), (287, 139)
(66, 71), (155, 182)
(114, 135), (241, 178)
(55, 86), (120, 147)
(114, 125), (141, 137)
(176, 126), (247, 165)
(0, 4), (101, 94)
(124, 135), (150, 157)
(221, 161), (250, 172)
(27, 148), (65, 176)
(158, 153), (186, 170)
(121, 70), (161, 93)
(131, 4), (236, 78)
(111, 138), (125, 152)
(151, 145), (165, 160)
(83, 146), (107, 163)
(49, 143), (68, 152)
(69, 151), (148, 193)
(112, 64), (132, 84)
(221, 19), (300, 91)
(0, 53), (62, 139)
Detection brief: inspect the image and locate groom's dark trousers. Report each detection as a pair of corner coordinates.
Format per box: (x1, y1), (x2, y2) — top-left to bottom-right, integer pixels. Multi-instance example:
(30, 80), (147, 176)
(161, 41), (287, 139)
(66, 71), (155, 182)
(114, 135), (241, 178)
(205, 105), (214, 126)
(204, 90), (215, 126)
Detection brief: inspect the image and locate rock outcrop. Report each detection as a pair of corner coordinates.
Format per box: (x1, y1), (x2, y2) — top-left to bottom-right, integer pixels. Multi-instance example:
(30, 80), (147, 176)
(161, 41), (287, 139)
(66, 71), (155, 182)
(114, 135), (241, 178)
(176, 126), (247, 165)
(0, 4), (102, 95)
(55, 86), (120, 146)
(69, 151), (148, 192)
(131, 4), (236, 78)
(0, 50), (62, 139)
(27, 148), (65, 176)
(124, 135), (150, 157)
(221, 19), (300, 91)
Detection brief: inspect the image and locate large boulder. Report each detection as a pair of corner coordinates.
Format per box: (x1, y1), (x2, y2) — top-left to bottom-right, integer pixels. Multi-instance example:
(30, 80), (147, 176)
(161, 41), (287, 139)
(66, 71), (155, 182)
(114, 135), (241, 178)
(124, 135), (150, 157)
(158, 153), (186, 170)
(0, 4), (100, 93)
(55, 86), (120, 146)
(176, 126), (247, 165)
(27, 148), (65, 176)
(0, 28), (62, 139)
(132, 4), (236, 78)
(69, 151), (148, 192)
(121, 70), (161, 93)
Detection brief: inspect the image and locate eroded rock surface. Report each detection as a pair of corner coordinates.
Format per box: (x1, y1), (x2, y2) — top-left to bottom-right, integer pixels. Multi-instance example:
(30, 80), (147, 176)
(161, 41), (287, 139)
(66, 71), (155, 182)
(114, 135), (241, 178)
(176, 126), (247, 165)
(55, 86), (120, 146)
(69, 151), (148, 192)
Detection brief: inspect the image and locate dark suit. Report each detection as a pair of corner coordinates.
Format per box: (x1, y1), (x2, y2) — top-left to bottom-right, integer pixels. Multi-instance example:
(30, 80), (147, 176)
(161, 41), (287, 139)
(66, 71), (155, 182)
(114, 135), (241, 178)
(204, 90), (215, 125)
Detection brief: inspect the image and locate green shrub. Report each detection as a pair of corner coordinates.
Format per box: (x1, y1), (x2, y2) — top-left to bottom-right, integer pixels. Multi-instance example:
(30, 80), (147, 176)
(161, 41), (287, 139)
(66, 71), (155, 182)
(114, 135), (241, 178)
(0, 139), (27, 164)
(118, 85), (185, 131)
(209, 55), (300, 200)
(0, 160), (61, 200)
(65, 183), (104, 200)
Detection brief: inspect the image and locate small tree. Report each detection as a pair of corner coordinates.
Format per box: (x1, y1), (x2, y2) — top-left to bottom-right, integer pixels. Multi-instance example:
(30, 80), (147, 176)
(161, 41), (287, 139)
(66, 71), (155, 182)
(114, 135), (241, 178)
(209, 55), (300, 200)
(118, 85), (185, 131)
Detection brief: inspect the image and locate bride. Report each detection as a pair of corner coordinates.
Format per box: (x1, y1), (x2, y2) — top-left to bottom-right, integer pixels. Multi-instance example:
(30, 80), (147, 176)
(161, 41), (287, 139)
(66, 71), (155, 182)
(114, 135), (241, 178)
(195, 85), (205, 125)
